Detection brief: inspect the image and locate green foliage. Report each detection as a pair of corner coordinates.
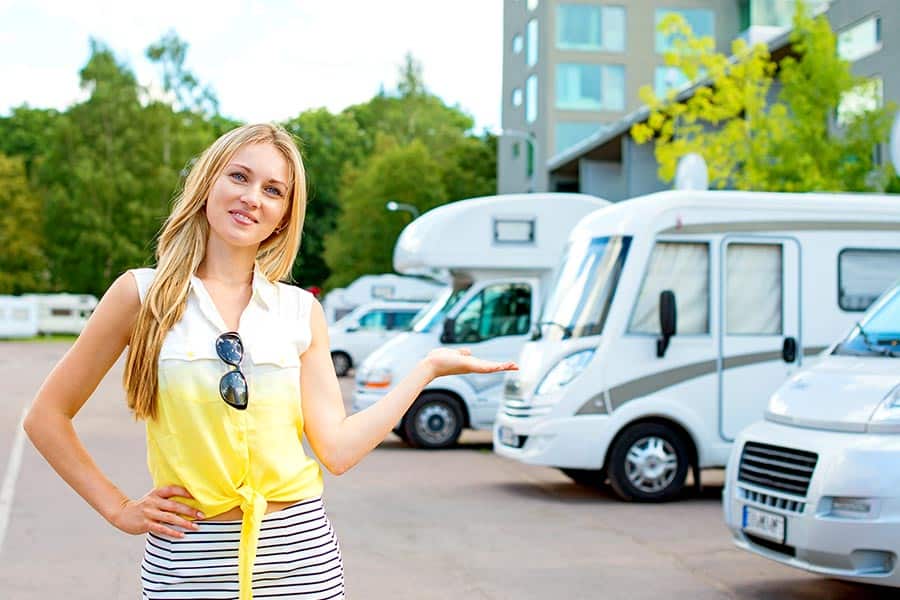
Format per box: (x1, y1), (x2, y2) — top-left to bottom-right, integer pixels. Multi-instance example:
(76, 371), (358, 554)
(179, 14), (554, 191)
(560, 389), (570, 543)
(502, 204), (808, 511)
(0, 154), (47, 293)
(631, 6), (896, 192)
(0, 37), (495, 296)
(323, 136), (446, 290)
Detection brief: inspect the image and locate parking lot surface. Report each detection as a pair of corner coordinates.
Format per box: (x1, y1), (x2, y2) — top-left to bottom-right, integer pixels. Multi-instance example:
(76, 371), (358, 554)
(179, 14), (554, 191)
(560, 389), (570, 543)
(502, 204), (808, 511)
(0, 341), (893, 599)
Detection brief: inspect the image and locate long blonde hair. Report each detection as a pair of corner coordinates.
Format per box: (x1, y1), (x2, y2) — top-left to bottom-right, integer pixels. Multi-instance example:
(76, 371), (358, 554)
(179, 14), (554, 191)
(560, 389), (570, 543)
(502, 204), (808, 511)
(125, 123), (308, 420)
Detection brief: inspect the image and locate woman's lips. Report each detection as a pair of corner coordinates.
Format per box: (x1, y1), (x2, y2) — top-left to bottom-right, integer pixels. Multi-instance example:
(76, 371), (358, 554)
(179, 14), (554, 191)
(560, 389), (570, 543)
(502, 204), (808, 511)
(229, 210), (256, 225)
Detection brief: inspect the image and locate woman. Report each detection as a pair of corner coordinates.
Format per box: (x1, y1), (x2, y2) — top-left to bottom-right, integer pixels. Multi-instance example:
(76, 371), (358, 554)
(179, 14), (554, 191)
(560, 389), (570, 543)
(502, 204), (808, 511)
(24, 123), (517, 600)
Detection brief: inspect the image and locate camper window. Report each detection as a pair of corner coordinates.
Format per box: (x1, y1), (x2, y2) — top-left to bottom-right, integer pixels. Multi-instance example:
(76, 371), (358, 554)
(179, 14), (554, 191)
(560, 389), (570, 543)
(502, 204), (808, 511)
(629, 241), (709, 335)
(453, 284), (532, 342)
(838, 248), (900, 312)
(412, 287), (470, 333)
(387, 311), (418, 331)
(725, 243), (783, 335)
(357, 311), (388, 331)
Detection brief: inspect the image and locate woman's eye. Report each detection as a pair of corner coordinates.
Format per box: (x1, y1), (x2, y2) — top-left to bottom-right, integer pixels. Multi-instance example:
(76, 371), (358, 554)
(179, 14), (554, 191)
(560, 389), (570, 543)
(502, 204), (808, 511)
(229, 172), (247, 182)
(266, 186), (284, 197)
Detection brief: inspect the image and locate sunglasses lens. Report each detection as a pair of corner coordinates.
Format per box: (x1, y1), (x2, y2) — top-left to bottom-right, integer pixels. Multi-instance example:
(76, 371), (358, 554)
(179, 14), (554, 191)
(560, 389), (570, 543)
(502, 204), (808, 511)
(216, 332), (243, 366)
(220, 370), (248, 410)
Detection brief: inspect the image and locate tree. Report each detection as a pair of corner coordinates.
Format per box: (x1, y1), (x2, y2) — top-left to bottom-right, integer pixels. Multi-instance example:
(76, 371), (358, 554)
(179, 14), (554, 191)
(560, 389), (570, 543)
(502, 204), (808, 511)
(0, 106), (62, 180)
(322, 136), (446, 289)
(146, 29), (219, 116)
(0, 155), (47, 293)
(631, 6), (895, 192)
(281, 109), (367, 286)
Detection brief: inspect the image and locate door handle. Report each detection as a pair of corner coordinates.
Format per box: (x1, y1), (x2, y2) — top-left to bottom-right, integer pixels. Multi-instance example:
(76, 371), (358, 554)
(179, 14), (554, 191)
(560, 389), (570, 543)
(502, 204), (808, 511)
(782, 337), (798, 363)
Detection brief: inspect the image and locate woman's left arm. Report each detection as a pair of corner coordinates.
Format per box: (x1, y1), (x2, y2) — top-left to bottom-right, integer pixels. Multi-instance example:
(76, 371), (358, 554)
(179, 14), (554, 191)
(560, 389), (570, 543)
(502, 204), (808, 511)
(300, 299), (516, 475)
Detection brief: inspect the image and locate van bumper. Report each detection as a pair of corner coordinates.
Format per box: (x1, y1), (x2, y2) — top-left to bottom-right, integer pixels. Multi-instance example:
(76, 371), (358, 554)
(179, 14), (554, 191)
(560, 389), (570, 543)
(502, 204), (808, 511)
(492, 410), (614, 469)
(724, 420), (900, 587)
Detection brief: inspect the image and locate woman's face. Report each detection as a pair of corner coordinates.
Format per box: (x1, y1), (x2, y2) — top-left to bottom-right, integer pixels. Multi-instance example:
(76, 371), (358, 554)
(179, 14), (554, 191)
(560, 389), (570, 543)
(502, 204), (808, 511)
(205, 142), (291, 248)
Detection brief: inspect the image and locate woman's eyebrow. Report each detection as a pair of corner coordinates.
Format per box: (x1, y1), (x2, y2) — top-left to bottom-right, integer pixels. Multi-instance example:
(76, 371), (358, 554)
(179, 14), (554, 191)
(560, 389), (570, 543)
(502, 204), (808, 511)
(228, 162), (287, 187)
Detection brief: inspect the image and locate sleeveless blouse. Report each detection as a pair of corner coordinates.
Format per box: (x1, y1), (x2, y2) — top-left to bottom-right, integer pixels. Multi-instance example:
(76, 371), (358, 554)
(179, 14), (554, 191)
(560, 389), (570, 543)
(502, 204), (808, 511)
(129, 266), (324, 600)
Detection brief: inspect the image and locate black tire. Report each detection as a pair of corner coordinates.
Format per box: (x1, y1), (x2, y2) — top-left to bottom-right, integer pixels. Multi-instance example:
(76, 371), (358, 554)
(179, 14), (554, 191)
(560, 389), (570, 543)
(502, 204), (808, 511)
(402, 393), (464, 449)
(559, 468), (607, 489)
(331, 351), (351, 377)
(607, 422), (690, 502)
(392, 426), (409, 442)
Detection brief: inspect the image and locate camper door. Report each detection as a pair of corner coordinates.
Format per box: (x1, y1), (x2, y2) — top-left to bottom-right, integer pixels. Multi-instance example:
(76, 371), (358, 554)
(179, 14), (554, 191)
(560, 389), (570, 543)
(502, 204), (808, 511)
(718, 237), (801, 440)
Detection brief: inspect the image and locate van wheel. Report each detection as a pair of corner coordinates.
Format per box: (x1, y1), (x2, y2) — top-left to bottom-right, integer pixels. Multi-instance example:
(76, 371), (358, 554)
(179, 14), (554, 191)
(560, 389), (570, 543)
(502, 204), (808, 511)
(607, 423), (689, 502)
(331, 352), (351, 377)
(403, 393), (463, 449)
(559, 468), (606, 489)
(392, 426), (409, 443)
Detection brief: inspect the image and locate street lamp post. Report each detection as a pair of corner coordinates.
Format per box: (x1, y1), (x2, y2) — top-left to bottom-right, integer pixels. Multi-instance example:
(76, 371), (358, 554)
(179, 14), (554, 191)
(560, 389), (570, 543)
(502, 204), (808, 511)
(385, 200), (420, 220)
(500, 128), (539, 193)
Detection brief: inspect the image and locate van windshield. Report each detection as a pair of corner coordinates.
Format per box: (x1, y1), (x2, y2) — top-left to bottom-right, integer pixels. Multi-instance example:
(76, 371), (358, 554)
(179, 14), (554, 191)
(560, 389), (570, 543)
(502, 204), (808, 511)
(538, 235), (632, 340)
(833, 284), (900, 358)
(411, 285), (470, 333)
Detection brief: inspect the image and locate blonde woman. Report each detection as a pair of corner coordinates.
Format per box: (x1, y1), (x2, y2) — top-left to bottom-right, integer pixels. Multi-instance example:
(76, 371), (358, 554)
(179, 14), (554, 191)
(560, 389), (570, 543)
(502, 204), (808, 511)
(24, 123), (517, 600)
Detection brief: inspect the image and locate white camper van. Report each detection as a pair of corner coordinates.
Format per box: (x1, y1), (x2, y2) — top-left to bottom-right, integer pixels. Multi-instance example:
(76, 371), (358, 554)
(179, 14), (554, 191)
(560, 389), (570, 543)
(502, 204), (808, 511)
(322, 274), (443, 324)
(0, 296), (39, 338)
(723, 281), (900, 587)
(493, 190), (900, 501)
(352, 193), (610, 448)
(328, 300), (428, 376)
(22, 293), (98, 335)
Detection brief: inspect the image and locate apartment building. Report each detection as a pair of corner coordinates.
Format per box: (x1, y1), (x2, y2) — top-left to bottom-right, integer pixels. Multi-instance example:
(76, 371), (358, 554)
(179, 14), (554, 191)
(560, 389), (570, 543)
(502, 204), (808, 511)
(498, 0), (883, 196)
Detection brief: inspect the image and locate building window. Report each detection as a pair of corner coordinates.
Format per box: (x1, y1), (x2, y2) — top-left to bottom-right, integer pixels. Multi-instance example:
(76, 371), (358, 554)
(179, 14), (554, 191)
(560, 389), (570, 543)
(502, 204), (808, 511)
(527, 0), (538, 10)
(511, 88), (523, 107)
(655, 8), (714, 53)
(836, 77), (883, 127)
(526, 74), (538, 122)
(839, 248), (900, 311)
(512, 34), (524, 54)
(556, 63), (625, 111)
(527, 19), (539, 66)
(838, 16), (882, 62)
(555, 122), (608, 154)
(654, 66), (689, 97)
(556, 4), (625, 52)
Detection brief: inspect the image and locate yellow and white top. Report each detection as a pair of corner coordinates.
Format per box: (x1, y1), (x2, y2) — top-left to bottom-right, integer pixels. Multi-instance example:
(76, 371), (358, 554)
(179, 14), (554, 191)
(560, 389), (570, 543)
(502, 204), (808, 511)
(129, 266), (324, 600)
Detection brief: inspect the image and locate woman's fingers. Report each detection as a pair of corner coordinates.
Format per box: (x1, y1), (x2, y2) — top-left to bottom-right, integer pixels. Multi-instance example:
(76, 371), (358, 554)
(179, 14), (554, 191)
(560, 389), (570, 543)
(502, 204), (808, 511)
(156, 485), (193, 500)
(148, 520), (189, 539)
(157, 498), (204, 520)
(147, 508), (199, 532)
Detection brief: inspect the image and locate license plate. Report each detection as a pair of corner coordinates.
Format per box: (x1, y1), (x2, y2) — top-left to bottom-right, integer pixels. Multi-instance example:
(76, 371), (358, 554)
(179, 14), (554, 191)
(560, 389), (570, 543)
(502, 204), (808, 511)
(743, 506), (786, 544)
(498, 426), (518, 447)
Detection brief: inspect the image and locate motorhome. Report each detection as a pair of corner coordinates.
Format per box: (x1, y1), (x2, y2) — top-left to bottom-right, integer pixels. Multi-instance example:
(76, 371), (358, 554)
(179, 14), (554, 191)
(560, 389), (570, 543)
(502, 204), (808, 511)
(322, 273), (443, 324)
(723, 281), (900, 587)
(493, 190), (900, 501)
(352, 193), (610, 448)
(22, 293), (98, 335)
(0, 296), (39, 338)
(329, 300), (429, 376)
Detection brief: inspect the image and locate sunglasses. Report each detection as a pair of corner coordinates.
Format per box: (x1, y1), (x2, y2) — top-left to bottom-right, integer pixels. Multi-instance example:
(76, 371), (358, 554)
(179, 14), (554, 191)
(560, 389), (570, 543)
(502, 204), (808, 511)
(216, 331), (248, 410)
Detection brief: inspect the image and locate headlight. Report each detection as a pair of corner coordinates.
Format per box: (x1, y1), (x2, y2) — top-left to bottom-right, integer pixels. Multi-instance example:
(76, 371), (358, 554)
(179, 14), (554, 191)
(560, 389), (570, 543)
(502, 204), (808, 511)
(358, 366), (393, 389)
(535, 349), (595, 396)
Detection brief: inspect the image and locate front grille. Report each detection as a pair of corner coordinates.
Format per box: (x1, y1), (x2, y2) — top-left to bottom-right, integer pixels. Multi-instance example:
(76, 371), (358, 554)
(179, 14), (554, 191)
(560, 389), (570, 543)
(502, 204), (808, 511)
(502, 398), (551, 418)
(738, 486), (806, 514)
(738, 442), (818, 497)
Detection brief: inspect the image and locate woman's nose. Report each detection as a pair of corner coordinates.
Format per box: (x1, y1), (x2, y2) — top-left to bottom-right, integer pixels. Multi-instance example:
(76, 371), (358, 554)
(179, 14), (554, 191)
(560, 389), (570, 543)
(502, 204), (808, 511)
(240, 188), (261, 209)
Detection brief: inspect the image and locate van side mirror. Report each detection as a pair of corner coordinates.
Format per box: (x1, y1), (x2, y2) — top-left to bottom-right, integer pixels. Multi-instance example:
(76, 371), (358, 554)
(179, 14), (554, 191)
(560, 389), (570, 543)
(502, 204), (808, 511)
(440, 318), (457, 344)
(782, 336), (797, 363)
(656, 290), (677, 358)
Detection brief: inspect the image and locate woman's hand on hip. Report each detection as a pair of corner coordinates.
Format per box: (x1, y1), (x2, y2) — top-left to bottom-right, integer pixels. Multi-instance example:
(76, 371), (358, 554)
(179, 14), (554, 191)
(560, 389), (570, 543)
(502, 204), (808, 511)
(423, 348), (518, 379)
(110, 485), (203, 538)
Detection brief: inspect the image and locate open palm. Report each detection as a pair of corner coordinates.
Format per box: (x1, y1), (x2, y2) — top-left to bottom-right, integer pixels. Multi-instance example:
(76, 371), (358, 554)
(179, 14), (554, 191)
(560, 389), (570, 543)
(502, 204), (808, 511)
(425, 347), (518, 378)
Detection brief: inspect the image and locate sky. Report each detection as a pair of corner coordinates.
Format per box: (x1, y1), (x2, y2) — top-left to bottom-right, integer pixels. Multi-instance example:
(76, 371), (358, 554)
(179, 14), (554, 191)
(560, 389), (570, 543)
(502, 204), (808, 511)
(0, 0), (504, 132)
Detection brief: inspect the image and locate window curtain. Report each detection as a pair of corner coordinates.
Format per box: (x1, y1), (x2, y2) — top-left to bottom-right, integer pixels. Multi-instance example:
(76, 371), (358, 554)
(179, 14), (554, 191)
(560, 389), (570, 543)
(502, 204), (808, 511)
(629, 242), (709, 334)
(726, 244), (782, 335)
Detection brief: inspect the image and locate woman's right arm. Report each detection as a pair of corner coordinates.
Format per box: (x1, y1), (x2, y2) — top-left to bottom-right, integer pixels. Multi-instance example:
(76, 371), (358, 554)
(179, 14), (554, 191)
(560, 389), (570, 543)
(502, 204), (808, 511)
(23, 272), (201, 538)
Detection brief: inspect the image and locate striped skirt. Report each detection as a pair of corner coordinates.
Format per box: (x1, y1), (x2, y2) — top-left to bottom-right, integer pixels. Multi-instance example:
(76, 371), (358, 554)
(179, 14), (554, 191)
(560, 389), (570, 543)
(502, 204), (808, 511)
(140, 497), (344, 599)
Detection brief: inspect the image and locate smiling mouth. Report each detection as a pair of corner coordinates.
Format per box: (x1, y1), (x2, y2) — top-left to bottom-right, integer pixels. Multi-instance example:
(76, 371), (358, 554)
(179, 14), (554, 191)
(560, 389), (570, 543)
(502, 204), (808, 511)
(229, 210), (257, 225)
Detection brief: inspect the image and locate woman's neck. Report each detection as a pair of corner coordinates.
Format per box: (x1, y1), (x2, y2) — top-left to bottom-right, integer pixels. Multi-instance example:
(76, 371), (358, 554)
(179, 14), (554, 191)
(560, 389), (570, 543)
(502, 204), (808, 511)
(197, 238), (258, 285)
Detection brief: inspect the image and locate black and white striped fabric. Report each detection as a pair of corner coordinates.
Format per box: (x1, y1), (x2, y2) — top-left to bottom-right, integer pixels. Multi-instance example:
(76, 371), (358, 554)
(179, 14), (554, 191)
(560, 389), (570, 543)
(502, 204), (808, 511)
(141, 497), (344, 599)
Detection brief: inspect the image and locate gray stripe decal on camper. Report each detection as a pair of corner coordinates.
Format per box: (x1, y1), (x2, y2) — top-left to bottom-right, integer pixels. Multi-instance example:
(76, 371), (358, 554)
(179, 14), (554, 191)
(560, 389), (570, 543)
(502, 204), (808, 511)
(582, 345), (831, 414)
(661, 221), (900, 234)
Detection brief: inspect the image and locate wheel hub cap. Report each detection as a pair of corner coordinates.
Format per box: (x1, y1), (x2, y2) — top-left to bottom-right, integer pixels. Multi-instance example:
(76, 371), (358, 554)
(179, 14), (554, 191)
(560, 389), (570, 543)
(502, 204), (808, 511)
(416, 403), (456, 445)
(625, 436), (678, 493)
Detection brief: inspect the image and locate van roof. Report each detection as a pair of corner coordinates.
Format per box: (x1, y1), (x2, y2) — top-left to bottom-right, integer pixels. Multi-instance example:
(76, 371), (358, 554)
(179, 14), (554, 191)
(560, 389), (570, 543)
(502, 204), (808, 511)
(394, 193), (609, 274)
(572, 189), (900, 239)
